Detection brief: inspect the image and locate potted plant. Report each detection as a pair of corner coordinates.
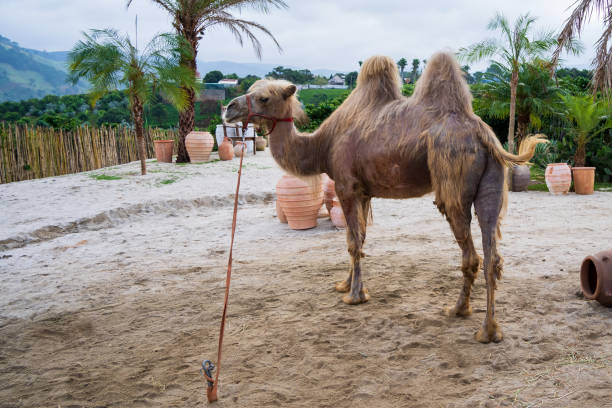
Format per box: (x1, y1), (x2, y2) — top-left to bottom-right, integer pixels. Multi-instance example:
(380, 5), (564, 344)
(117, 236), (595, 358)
(153, 136), (174, 163)
(560, 94), (611, 194)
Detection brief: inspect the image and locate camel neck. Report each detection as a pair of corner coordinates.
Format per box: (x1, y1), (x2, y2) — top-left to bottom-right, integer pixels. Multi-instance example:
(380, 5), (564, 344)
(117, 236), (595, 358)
(268, 121), (328, 177)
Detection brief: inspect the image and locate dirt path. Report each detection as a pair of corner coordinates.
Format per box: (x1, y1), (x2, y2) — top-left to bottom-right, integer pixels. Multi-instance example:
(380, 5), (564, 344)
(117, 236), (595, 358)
(1, 153), (611, 407)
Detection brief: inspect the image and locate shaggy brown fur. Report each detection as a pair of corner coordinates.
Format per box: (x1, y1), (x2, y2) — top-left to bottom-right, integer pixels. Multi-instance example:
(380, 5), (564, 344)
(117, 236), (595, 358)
(225, 52), (546, 343)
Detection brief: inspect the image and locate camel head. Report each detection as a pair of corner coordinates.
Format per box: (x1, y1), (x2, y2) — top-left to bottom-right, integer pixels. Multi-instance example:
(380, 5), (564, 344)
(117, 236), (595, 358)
(224, 79), (306, 127)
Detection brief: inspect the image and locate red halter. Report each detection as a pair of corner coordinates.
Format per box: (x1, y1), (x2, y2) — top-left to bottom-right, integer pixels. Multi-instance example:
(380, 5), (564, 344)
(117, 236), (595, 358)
(242, 93), (294, 136)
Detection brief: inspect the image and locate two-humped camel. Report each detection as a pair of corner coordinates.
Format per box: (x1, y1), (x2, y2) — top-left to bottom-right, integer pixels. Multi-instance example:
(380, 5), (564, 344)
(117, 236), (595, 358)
(225, 52), (545, 343)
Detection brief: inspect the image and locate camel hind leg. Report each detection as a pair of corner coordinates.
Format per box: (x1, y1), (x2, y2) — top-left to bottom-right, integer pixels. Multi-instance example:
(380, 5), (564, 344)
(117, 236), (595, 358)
(473, 160), (505, 343)
(446, 210), (480, 317)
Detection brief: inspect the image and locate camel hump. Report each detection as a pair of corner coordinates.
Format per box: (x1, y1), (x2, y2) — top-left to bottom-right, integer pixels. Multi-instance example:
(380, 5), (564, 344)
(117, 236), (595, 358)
(412, 52), (473, 115)
(358, 56), (399, 84)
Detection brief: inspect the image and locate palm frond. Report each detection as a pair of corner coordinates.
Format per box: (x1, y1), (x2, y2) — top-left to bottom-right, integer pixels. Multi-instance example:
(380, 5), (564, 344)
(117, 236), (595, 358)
(458, 39), (498, 64)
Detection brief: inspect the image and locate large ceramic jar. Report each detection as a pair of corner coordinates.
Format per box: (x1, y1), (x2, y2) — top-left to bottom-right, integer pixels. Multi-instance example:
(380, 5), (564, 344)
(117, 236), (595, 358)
(572, 167), (596, 195)
(545, 163), (572, 195)
(276, 174), (323, 230)
(581, 249), (612, 307)
(153, 140), (173, 163)
(322, 175), (336, 213)
(330, 198), (346, 229)
(185, 131), (214, 162)
(218, 137), (234, 161)
(511, 165), (530, 192)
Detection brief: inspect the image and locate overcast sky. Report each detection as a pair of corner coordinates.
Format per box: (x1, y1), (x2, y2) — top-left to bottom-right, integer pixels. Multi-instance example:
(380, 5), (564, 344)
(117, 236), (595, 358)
(0, 0), (605, 72)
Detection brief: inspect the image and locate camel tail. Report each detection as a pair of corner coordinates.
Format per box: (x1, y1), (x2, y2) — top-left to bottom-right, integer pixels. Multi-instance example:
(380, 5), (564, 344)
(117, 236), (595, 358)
(477, 121), (549, 166)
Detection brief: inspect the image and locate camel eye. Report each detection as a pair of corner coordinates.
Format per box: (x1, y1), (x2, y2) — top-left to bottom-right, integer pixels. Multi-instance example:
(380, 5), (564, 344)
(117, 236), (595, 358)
(259, 97), (269, 103)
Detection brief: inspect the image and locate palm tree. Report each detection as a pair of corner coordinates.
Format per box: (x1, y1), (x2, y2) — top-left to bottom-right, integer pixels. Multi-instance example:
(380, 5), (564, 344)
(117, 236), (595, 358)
(127, 0), (288, 163)
(410, 58), (420, 83)
(68, 29), (196, 175)
(459, 13), (573, 153)
(560, 94), (611, 167)
(553, 0), (612, 96)
(397, 57), (407, 81)
(473, 59), (563, 148)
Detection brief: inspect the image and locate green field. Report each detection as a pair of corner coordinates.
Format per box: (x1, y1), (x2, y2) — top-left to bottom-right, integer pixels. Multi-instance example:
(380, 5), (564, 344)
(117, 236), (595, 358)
(298, 88), (350, 105)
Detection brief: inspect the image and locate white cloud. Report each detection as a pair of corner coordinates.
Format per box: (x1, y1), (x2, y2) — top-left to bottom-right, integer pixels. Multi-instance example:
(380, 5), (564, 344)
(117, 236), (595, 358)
(0, 0), (604, 72)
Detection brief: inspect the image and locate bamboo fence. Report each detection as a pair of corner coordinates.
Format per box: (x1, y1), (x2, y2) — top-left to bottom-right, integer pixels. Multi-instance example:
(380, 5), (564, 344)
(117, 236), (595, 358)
(0, 123), (177, 184)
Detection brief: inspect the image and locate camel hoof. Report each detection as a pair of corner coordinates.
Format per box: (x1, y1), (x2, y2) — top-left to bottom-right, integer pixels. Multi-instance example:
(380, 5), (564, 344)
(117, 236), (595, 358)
(446, 304), (472, 317)
(335, 280), (351, 293)
(475, 321), (503, 343)
(342, 288), (370, 305)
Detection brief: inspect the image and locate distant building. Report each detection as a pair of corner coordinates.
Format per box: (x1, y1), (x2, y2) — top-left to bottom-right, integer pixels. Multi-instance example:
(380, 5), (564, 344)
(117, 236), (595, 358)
(199, 83), (226, 101)
(328, 74), (345, 86)
(218, 79), (238, 87)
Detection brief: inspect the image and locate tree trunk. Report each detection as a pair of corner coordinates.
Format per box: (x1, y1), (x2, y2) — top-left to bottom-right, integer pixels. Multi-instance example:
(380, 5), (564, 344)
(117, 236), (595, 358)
(176, 31), (198, 163)
(507, 69), (519, 154)
(574, 142), (586, 167)
(132, 97), (147, 175)
(516, 111), (530, 152)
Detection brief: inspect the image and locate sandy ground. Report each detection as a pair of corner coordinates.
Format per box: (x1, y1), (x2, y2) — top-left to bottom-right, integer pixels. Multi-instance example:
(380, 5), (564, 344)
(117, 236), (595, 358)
(1, 151), (611, 408)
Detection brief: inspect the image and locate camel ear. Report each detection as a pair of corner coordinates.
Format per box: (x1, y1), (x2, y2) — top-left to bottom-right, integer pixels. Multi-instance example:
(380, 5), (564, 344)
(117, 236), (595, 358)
(282, 84), (297, 99)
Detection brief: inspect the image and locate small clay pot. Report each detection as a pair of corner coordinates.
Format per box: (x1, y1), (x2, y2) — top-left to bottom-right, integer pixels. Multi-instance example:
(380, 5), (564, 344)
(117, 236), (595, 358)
(511, 164), (530, 192)
(153, 140), (173, 163)
(218, 137), (234, 161)
(580, 249), (612, 307)
(572, 167), (595, 195)
(545, 163), (572, 195)
(255, 136), (266, 151)
(276, 200), (287, 223)
(234, 141), (246, 158)
(322, 176), (336, 213)
(330, 198), (346, 229)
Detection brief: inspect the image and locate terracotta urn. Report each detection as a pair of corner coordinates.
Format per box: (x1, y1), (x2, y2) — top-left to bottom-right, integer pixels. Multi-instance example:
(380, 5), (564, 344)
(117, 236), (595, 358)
(545, 163), (572, 195)
(581, 249), (612, 307)
(234, 141), (246, 158)
(218, 137), (234, 161)
(511, 164), (530, 192)
(153, 140), (173, 163)
(572, 167), (596, 195)
(185, 131), (214, 162)
(255, 136), (266, 151)
(276, 200), (287, 223)
(330, 198), (346, 229)
(276, 174), (323, 230)
(322, 175), (337, 213)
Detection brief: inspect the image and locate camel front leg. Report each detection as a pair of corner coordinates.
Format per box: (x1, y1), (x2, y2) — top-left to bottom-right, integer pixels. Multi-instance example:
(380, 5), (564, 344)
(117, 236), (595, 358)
(340, 196), (370, 304)
(335, 198), (371, 294)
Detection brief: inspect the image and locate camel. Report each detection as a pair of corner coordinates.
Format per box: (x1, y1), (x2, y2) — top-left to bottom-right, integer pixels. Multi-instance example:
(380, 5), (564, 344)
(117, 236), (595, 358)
(224, 52), (545, 343)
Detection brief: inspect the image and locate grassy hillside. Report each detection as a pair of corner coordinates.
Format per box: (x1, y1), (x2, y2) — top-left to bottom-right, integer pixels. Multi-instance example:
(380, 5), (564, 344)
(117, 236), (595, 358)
(298, 88), (350, 105)
(0, 35), (88, 102)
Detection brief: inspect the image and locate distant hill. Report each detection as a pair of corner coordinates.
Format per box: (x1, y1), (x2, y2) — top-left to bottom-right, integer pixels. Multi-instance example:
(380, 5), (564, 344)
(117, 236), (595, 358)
(0, 35), (89, 102)
(196, 60), (343, 78)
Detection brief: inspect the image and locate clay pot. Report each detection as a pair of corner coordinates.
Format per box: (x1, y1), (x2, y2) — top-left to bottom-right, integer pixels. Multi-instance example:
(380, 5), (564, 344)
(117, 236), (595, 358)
(580, 249), (612, 307)
(572, 167), (596, 195)
(255, 136), (266, 151)
(545, 163), (572, 195)
(276, 174), (323, 230)
(330, 198), (346, 229)
(322, 175), (336, 213)
(511, 165), (530, 192)
(218, 137), (234, 161)
(234, 141), (246, 158)
(276, 200), (287, 223)
(185, 131), (214, 162)
(153, 140), (173, 163)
